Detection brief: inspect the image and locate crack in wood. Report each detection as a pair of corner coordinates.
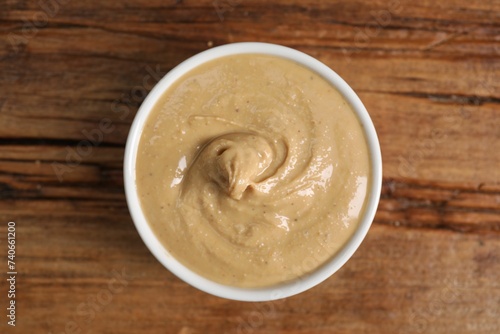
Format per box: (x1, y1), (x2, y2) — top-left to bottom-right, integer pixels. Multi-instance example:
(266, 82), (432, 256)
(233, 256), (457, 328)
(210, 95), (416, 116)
(0, 138), (125, 147)
(378, 178), (500, 234)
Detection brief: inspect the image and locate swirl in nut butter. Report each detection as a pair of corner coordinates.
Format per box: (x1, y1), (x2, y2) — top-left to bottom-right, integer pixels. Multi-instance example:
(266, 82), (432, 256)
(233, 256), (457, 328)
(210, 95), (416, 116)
(137, 54), (370, 287)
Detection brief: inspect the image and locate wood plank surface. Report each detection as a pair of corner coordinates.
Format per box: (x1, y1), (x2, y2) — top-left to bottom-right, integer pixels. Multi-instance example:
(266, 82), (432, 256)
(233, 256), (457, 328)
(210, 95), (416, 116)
(1, 0), (499, 333)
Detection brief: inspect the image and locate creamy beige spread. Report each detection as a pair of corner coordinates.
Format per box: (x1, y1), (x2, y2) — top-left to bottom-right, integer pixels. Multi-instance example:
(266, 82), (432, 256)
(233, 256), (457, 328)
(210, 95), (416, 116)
(136, 54), (370, 288)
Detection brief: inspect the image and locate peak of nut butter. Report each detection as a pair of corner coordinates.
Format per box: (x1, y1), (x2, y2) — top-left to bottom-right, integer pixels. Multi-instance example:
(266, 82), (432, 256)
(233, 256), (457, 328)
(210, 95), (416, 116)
(136, 54), (370, 288)
(201, 133), (274, 200)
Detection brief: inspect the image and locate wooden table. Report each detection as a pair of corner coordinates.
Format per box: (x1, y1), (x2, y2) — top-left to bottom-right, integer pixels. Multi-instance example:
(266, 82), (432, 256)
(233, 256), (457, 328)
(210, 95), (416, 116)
(1, 1), (499, 333)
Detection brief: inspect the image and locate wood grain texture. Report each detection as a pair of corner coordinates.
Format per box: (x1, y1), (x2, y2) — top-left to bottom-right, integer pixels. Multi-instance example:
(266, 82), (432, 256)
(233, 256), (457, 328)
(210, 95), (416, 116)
(1, 0), (499, 333)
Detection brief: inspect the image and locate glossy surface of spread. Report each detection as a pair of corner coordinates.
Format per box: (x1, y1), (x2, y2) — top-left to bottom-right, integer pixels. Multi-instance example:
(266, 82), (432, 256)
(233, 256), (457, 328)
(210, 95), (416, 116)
(136, 54), (370, 287)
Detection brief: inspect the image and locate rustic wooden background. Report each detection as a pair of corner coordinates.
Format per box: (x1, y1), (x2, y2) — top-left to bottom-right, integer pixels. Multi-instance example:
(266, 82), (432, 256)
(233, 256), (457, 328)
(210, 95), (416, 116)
(1, 0), (499, 333)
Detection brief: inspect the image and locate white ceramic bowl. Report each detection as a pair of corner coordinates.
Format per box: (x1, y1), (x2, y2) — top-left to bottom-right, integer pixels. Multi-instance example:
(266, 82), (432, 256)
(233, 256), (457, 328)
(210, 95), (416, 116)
(124, 42), (382, 301)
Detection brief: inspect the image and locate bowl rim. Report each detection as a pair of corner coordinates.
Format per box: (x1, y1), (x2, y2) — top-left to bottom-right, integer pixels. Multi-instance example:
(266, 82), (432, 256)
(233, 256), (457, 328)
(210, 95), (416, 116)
(124, 42), (382, 302)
